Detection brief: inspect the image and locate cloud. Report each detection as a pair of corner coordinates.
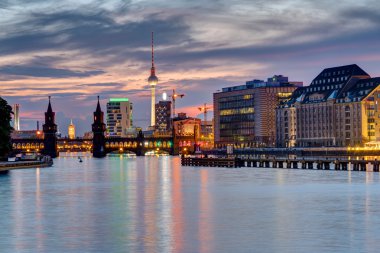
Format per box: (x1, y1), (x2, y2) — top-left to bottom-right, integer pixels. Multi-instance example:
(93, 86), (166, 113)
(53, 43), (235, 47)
(0, 8), (192, 60)
(341, 6), (380, 24)
(1, 0), (380, 132)
(0, 65), (104, 78)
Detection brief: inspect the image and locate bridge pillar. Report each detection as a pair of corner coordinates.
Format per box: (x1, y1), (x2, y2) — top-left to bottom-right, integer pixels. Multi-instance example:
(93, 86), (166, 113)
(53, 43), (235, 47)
(133, 130), (144, 156)
(42, 96), (58, 158)
(92, 96), (106, 158)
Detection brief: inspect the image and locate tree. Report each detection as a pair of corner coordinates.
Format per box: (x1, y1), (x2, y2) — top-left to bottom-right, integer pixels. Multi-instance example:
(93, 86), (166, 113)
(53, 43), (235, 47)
(0, 97), (13, 158)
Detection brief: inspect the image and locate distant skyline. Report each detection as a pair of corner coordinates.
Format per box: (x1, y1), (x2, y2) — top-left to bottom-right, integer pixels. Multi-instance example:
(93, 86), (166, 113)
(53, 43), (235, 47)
(1, 0), (380, 135)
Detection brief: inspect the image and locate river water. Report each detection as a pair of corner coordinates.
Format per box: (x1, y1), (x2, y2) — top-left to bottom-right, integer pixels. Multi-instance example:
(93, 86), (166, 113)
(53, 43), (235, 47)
(1, 155), (380, 253)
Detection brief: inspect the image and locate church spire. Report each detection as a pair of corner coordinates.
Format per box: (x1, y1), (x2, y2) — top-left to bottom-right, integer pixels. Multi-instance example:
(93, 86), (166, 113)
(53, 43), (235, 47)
(47, 96), (53, 114)
(96, 95), (101, 113)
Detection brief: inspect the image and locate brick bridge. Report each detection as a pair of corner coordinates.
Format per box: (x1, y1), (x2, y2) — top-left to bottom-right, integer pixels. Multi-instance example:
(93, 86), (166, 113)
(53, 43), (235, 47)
(11, 97), (196, 157)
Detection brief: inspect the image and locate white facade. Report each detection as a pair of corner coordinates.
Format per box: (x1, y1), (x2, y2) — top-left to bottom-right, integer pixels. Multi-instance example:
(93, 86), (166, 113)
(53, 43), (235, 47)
(106, 98), (133, 137)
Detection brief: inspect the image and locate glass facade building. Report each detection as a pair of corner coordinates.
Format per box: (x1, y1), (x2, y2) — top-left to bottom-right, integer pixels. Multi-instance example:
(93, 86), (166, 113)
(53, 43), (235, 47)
(214, 75), (300, 148)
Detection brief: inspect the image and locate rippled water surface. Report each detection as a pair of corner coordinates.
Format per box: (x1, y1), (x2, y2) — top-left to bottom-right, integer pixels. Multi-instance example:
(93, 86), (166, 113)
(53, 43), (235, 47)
(1, 155), (380, 253)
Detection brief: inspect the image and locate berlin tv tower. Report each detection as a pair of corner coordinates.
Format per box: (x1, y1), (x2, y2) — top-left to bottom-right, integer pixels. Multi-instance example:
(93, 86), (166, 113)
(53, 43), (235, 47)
(148, 32), (158, 127)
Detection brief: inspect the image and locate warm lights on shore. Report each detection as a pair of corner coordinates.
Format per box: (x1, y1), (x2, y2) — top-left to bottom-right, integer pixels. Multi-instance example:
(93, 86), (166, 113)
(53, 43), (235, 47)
(347, 145), (380, 151)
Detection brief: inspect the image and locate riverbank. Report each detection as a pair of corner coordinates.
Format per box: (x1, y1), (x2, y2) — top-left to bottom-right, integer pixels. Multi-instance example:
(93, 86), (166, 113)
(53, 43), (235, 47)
(0, 157), (53, 172)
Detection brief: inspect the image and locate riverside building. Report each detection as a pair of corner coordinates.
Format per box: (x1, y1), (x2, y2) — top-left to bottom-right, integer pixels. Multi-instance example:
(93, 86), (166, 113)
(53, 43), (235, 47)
(213, 75), (301, 148)
(276, 64), (380, 147)
(155, 100), (172, 132)
(106, 98), (133, 137)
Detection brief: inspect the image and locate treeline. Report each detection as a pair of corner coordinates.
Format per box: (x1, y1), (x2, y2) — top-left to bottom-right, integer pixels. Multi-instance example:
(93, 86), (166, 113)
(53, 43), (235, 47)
(0, 97), (13, 158)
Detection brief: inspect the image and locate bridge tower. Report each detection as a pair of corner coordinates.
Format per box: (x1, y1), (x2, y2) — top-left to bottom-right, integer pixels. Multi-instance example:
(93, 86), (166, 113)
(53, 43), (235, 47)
(135, 130), (145, 156)
(42, 96), (58, 158)
(92, 96), (106, 158)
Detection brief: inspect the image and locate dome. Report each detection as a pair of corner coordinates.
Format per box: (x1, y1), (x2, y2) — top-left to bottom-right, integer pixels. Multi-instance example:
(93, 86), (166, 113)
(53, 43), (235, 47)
(148, 75), (158, 85)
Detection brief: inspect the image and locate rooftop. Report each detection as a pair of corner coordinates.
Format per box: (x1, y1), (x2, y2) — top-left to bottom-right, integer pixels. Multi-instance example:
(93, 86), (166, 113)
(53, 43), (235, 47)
(220, 75), (302, 93)
(109, 98), (129, 102)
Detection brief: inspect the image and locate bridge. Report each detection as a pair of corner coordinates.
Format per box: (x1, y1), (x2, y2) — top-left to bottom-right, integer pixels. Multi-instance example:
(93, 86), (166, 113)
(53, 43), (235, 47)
(10, 97), (197, 157)
(11, 136), (175, 156)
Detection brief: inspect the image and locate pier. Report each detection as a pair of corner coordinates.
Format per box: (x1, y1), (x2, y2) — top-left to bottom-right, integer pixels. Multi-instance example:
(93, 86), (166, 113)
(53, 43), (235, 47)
(0, 157), (53, 173)
(181, 156), (380, 172)
(181, 157), (240, 167)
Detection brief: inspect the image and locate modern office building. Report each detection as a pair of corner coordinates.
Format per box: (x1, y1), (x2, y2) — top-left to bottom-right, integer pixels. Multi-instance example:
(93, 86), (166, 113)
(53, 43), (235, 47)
(155, 100), (172, 132)
(68, 119), (76, 139)
(276, 64), (380, 147)
(13, 104), (20, 131)
(213, 75), (301, 148)
(106, 98), (133, 137)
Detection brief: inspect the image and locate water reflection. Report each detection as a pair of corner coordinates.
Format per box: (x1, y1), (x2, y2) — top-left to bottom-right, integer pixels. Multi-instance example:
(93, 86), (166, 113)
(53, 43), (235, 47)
(199, 169), (213, 253)
(1, 157), (380, 252)
(35, 168), (44, 252)
(144, 157), (158, 253)
(171, 157), (184, 253)
(160, 157), (172, 253)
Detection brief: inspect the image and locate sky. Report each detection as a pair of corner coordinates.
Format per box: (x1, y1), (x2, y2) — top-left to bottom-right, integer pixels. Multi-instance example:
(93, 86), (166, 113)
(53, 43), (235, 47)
(1, 0), (380, 136)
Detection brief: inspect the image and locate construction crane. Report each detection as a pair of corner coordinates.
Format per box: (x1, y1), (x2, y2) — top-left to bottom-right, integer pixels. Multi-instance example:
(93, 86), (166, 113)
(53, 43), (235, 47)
(198, 103), (213, 136)
(198, 103), (212, 123)
(169, 89), (184, 118)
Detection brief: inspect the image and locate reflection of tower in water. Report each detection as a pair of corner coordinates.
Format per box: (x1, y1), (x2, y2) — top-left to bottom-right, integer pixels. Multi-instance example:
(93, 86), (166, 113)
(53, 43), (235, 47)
(144, 158), (159, 252)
